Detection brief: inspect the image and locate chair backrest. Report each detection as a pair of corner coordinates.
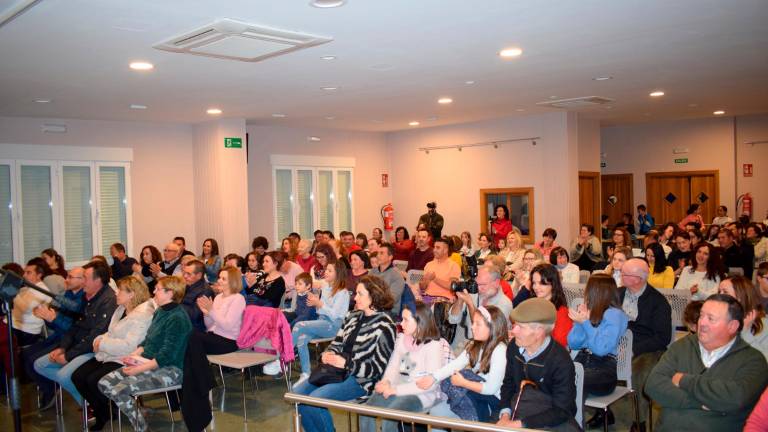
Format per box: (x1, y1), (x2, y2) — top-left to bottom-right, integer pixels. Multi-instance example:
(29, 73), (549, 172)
(617, 329), (634, 389)
(393, 260), (408, 273)
(406, 269), (424, 286)
(578, 270), (590, 284)
(660, 288), (692, 329)
(728, 267), (745, 277)
(573, 361), (584, 429)
(563, 282), (586, 309)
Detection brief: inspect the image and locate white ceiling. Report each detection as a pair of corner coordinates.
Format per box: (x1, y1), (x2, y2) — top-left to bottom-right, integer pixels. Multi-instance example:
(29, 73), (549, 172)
(0, 0), (766, 132)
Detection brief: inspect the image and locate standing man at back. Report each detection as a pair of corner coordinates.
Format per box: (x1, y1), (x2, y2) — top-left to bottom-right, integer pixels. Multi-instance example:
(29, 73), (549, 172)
(418, 202), (444, 240)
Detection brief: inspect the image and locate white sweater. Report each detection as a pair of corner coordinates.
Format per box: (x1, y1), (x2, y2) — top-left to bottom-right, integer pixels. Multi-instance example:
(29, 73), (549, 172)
(94, 301), (155, 364)
(10, 282), (51, 335)
(674, 266), (720, 301)
(432, 343), (507, 398)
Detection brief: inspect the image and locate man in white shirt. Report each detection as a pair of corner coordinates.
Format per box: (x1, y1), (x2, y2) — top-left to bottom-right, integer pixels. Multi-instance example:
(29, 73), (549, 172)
(449, 267), (512, 352)
(10, 258), (51, 346)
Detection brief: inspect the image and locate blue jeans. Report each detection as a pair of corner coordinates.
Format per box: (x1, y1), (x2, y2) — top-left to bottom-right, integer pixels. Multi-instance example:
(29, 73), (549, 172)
(33, 352), (94, 405)
(292, 317), (340, 375)
(294, 376), (366, 432)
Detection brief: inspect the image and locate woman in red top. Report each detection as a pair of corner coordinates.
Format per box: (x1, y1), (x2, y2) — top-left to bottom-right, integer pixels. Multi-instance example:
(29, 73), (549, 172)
(392, 226), (414, 261)
(678, 203), (705, 230)
(530, 263), (573, 347)
(489, 204), (514, 246)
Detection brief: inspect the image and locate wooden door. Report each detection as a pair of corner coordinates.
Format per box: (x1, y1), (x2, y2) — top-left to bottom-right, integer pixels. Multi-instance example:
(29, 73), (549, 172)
(646, 171), (719, 225)
(601, 174), (633, 227)
(579, 172), (600, 229)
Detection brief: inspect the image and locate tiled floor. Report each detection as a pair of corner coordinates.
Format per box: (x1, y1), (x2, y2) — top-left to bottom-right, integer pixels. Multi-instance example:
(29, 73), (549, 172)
(2, 368), (647, 431)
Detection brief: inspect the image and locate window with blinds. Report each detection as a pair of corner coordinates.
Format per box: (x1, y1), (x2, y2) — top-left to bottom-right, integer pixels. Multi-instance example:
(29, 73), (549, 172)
(0, 164), (13, 264)
(99, 166), (128, 255)
(20, 165), (54, 262)
(272, 166), (353, 244)
(62, 166), (93, 262)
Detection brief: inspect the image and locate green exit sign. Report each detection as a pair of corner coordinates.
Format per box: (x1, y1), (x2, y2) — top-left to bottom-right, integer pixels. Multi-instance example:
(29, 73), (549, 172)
(674, 158), (688, 164)
(224, 137), (242, 148)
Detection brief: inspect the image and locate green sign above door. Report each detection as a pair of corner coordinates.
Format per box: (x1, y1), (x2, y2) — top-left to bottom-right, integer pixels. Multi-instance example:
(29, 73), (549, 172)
(674, 158), (688, 164)
(224, 137), (242, 148)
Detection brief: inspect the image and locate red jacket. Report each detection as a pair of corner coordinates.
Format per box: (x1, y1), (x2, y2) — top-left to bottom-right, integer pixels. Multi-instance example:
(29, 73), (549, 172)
(237, 305), (295, 363)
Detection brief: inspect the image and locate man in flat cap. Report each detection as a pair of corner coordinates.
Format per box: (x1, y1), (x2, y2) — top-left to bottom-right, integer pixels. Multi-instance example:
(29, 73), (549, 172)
(497, 298), (578, 430)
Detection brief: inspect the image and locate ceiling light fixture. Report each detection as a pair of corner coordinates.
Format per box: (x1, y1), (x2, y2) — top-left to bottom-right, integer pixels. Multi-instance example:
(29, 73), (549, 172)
(409, 121), (420, 126)
(207, 108), (222, 115)
(438, 97), (453, 104)
(593, 76), (613, 81)
(499, 47), (523, 58)
(130, 104), (147, 110)
(129, 61), (154, 71)
(320, 55), (336, 60)
(34, 98), (51, 103)
(308, 136), (321, 142)
(310, 0), (346, 7)
(649, 91), (665, 97)
(713, 110), (725, 115)
(324, 116), (335, 120)
(272, 113), (286, 118)
(321, 86), (339, 91)
(465, 80), (476, 85)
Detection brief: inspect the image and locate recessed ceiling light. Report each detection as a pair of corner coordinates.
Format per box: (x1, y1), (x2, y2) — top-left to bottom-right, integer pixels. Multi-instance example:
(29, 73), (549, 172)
(324, 116), (335, 120)
(130, 104), (147, 110)
(129, 61), (154, 71)
(320, 55), (336, 60)
(310, 0), (346, 7)
(34, 98), (51, 103)
(206, 108), (222, 115)
(308, 136), (321, 142)
(593, 76), (613, 81)
(321, 86), (339, 91)
(499, 47), (523, 58)
(409, 121), (420, 126)
(465, 80), (476, 85)
(549, 96), (558, 99)
(272, 113), (286, 118)
(437, 97), (453, 104)
(515, 108), (525, 112)
(713, 110), (725, 115)
(649, 91), (665, 97)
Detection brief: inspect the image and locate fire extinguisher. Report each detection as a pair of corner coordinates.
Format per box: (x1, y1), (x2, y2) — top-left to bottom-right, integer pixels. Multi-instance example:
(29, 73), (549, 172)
(381, 203), (395, 231)
(738, 193), (753, 218)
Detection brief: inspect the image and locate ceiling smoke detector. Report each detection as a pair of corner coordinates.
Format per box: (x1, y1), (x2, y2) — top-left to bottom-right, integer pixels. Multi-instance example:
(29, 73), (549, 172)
(154, 18), (332, 62)
(536, 96), (614, 109)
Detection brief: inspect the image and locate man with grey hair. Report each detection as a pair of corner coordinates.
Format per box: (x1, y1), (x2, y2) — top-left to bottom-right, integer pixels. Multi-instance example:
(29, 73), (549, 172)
(151, 242), (183, 278)
(617, 258), (672, 432)
(497, 298), (577, 429)
(448, 266), (512, 351)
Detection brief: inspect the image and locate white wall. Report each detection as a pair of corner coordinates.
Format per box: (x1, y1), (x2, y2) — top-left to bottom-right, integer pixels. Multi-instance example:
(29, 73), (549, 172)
(246, 125), (391, 247)
(0, 116), (196, 257)
(577, 116), (601, 172)
(601, 116), (737, 217)
(736, 114), (768, 221)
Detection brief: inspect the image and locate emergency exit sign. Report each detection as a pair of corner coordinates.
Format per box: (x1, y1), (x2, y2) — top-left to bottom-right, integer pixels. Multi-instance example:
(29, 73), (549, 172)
(224, 137), (242, 148)
(674, 158), (688, 164)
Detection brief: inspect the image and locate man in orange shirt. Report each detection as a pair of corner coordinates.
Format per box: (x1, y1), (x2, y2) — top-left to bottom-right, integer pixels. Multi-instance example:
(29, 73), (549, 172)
(419, 237), (460, 300)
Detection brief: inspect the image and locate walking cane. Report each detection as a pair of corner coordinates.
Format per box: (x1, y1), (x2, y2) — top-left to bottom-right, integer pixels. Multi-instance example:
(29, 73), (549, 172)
(510, 379), (538, 421)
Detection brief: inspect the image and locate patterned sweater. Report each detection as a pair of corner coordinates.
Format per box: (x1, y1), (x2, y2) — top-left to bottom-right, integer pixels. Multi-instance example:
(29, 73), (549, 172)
(326, 310), (396, 399)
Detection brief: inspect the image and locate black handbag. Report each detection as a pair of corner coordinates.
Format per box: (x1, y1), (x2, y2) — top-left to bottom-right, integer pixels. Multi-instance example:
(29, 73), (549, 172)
(308, 314), (364, 386)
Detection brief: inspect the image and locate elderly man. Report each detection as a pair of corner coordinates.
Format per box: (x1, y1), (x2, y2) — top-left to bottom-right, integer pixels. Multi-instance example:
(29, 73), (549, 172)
(497, 298), (577, 430)
(181, 260), (213, 333)
(33, 260), (116, 408)
(617, 258), (672, 432)
(419, 237), (460, 301)
(24, 267), (87, 410)
(449, 266), (512, 351)
(109, 242), (137, 280)
(151, 242), (183, 278)
(370, 242), (405, 317)
(646, 294), (768, 431)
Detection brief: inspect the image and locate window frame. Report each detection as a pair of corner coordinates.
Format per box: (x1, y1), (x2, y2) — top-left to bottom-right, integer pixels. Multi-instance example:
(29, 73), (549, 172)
(479, 187), (535, 244)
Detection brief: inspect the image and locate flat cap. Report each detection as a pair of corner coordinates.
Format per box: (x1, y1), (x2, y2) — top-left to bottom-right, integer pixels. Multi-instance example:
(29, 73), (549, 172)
(509, 297), (556, 324)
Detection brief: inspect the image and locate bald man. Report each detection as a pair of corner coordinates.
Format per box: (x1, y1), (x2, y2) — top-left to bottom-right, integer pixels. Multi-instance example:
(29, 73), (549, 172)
(150, 242), (183, 278)
(617, 258), (672, 432)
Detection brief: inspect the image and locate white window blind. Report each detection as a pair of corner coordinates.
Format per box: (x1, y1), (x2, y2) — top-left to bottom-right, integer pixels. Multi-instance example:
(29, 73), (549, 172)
(337, 170), (352, 232)
(99, 166), (128, 254)
(0, 164), (12, 264)
(296, 170), (314, 239)
(62, 166), (93, 263)
(275, 169), (294, 240)
(317, 170), (334, 231)
(20, 165), (53, 262)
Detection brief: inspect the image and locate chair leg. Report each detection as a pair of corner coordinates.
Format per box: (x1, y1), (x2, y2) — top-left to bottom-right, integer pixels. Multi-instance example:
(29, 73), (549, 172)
(82, 399), (89, 432)
(241, 368), (247, 423)
(603, 407), (608, 432)
(109, 402), (114, 432)
(164, 391), (175, 423)
(218, 365), (225, 388)
(645, 393), (652, 432)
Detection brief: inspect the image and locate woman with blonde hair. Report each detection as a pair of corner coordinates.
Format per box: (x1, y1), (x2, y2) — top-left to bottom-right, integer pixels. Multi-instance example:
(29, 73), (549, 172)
(282, 237), (299, 262)
(503, 230), (526, 273)
(71, 276), (155, 430)
(509, 248), (543, 307)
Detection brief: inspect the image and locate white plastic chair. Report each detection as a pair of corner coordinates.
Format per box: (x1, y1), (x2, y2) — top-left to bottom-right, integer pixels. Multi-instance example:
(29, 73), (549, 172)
(584, 329), (639, 432)
(393, 260), (408, 273)
(578, 270), (591, 284)
(406, 269), (424, 286)
(563, 283), (586, 309)
(660, 289), (692, 330)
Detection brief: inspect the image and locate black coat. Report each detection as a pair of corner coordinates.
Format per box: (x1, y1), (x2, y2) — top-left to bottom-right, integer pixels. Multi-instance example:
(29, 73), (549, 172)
(618, 285), (672, 356)
(59, 285), (117, 361)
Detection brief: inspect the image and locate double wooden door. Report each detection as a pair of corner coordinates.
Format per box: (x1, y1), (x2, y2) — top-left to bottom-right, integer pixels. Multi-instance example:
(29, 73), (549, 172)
(646, 171), (719, 225)
(601, 174), (634, 227)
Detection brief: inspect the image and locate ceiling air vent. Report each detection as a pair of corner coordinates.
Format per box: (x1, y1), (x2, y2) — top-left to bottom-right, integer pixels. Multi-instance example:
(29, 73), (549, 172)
(153, 18), (332, 62)
(537, 96), (614, 109)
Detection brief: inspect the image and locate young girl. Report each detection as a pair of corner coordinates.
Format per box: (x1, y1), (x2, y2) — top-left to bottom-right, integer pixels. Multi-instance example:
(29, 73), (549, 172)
(361, 302), (448, 432)
(418, 305), (508, 423)
(602, 246), (632, 288)
(674, 242), (724, 301)
(568, 274), (629, 428)
(460, 231), (475, 257)
(531, 263), (573, 347)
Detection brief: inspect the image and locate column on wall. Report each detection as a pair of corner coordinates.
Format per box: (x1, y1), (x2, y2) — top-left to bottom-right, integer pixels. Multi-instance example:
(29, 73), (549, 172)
(193, 118), (249, 255)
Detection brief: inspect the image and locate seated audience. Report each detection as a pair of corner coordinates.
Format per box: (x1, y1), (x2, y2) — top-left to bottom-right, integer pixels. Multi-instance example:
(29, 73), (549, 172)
(746, 386), (768, 432)
(151, 242), (183, 278)
(603, 246), (632, 288)
(533, 227), (558, 262)
(98, 275), (192, 432)
(361, 302), (447, 432)
(674, 242), (724, 301)
(355, 232), (368, 251)
(33, 260), (116, 407)
(406, 229), (433, 271)
(292, 261), (350, 381)
(618, 258), (672, 431)
(294, 276), (396, 432)
(370, 242), (406, 317)
(683, 300), (704, 333)
(719, 228), (755, 279)
(747, 223), (768, 268)
(174, 236), (195, 257)
(181, 260), (213, 332)
(7, 258), (53, 348)
(133, 245), (161, 293)
(482, 255), (515, 301)
(474, 232), (494, 260)
(569, 274), (629, 428)
(646, 294), (768, 431)
(502, 231), (525, 274)
(339, 231), (362, 257)
(600, 215), (611, 240)
(346, 250), (371, 305)
(643, 229), (671, 259)
(608, 226), (632, 259)
(283, 272), (318, 327)
(615, 212), (636, 236)
(712, 204), (734, 226)
(758, 262), (768, 311)
(251, 236), (269, 257)
(71, 276), (154, 430)
(718, 276), (768, 360)
(282, 236), (298, 262)
(182, 266), (246, 432)
(668, 230), (693, 276)
(243, 251), (286, 307)
(371, 227), (384, 243)
(509, 249), (543, 307)
(199, 238), (222, 284)
(41, 248), (68, 278)
(659, 222), (678, 249)
(549, 246), (580, 284)
(645, 243), (674, 289)
(530, 263), (573, 347)
(497, 298), (577, 430)
(393, 226), (415, 262)
(311, 243), (336, 287)
(459, 231), (475, 257)
(637, 204), (655, 235)
(281, 255), (305, 305)
(419, 305), (508, 424)
(419, 237), (461, 302)
(570, 223), (603, 272)
(109, 243), (137, 281)
(296, 239), (316, 273)
(678, 203), (705, 230)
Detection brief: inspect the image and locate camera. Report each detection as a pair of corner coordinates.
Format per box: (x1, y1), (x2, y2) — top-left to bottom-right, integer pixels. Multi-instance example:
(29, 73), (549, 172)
(451, 255), (483, 294)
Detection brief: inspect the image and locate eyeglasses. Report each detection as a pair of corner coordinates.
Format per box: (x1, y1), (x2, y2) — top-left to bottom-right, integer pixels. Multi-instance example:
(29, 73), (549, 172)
(620, 272), (641, 279)
(163, 249), (178, 253)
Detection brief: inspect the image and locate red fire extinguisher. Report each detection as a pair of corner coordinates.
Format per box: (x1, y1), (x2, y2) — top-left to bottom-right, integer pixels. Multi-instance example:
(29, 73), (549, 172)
(739, 193), (753, 218)
(381, 203), (395, 231)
